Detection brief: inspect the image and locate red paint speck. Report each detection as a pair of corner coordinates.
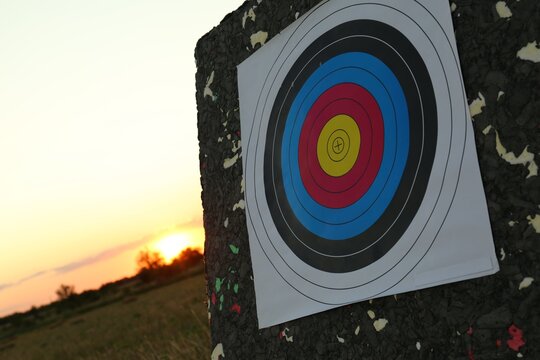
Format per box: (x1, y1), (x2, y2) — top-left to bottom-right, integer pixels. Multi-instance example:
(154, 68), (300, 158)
(468, 348), (474, 360)
(496, 339), (502, 348)
(211, 292), (216, 305)
(236, 130), (241, 137)
(230, 303), (241, 314)
(467, 326), (473, 336)
(507, 324), (525, 352)
(278, 331), (284, 339)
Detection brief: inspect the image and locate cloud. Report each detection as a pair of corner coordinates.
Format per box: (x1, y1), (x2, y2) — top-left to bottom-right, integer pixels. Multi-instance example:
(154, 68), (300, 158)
(0, 283), (13, 292)
(0, 236), (151, 294)
(53, 237), (150, 274)
(18, 270), (49, 283)
(0, 270), (52, 293)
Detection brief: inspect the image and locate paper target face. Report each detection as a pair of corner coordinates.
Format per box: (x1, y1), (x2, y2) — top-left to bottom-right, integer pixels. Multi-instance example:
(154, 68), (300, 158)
(266, 19), (439, 274)
(238, 0), (497, 319)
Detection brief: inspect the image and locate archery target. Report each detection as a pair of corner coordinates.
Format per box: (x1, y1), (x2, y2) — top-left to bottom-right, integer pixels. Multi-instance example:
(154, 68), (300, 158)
(240, 0), (470, 306)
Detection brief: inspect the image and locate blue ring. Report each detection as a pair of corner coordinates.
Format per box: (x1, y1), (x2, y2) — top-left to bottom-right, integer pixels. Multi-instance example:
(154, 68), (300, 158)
(280, 53), (409, 240)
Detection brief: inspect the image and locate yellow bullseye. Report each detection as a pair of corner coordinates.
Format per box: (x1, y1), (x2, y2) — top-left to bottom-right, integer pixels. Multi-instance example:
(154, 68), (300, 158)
(317, 114), (361, 177)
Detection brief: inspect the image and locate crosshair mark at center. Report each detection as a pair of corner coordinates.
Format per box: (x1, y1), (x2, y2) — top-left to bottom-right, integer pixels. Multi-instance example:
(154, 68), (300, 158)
(332, 136), (345, 154)
(327, 129), (350, 162)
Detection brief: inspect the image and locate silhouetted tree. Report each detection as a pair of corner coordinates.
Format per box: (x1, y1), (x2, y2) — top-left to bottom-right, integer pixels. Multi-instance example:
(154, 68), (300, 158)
(136, 248), (164, 271)
(172, 247), (203, 269)
(55, 284), (76, 300)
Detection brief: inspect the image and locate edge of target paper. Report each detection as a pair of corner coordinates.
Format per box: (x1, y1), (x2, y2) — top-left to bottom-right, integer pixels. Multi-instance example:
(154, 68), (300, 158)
(237, 0), (499, 329)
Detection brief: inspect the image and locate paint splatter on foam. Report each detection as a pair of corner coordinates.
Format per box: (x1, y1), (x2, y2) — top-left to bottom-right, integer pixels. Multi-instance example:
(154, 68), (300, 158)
(518, 277), (534, 290)
(224, 154), (239, 169)
(373, 318), (388, 332)
(517, 41), (540, 63)
(495, 131), (537, 178)
(211, 343), (224, 360)
(242, 8), (256, 28)
(232, 140), (241, 153)
(280, 328), (294, 342)
(233, 199), (245, 211)
(495, 1), (512, 18)
(469, 92), (486, 118)
(204, 71), (217, 101)
(507, 324), (525, 351)
(527, 214), (540, 233)
(251, 31), (268, 48)
(336, 335), (345, 343)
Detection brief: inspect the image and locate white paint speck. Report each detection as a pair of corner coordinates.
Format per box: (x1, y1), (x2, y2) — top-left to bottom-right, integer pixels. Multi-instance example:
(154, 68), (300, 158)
(500, 247), (506, 261)
(517, 41), (540, 63)
(354, 325), (360, 335)
(250, 31), (268, 48)
(367, 310), (376, 319)
(517, 352), (523, 358)
(224, 217), (229, 228)
(495, 1), (512, 18)
(226, 134), (231, 140)
(211, 343), (224, 360)
(450, 3), (457, 12)
(519, 277), (534, 290)
(336, 335), (345, 343)
(204, 71), (217, 101)
(495, 131), (538, 178)
(482, 125), (492, 135)
(233, 199), (245, 211)
(217, 137), (223, 143)
(416, 341), (421, 351)
(373, 318), (388, 332)
(527, 214), (540, 233)
(281, 328), (293, 342)
(240, 177), (245, 194)
(223, 154), (239, 169)
(232, 140), (241, 153)
(497, 91), (505, 101)
(242, 8), (256, 28)
(295, 12), (300, 19)
(469, 92), (486, 118)
(508, 220), (518, 227)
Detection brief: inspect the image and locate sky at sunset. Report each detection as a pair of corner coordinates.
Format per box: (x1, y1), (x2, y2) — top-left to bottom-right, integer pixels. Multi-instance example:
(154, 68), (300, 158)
(0, 0), (244, 316)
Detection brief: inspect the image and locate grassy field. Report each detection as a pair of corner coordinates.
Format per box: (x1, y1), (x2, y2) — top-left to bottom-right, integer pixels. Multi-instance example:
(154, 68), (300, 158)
(0, 272), (209, 360)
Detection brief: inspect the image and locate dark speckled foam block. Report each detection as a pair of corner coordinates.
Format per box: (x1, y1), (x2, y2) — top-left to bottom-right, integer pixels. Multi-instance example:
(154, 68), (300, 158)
(195, 0), (539, 358)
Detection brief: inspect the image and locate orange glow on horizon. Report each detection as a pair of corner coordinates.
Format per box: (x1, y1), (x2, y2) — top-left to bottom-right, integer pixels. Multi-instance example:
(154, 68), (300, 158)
(151, 233), (190, 263)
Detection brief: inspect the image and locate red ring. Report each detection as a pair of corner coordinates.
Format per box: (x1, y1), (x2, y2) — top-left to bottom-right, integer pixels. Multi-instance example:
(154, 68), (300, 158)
(298, 83), (384, 208)
(306, 98), (371, 191)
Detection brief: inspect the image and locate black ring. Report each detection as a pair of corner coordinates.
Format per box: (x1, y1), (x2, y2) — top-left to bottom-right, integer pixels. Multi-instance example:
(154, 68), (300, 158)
(263, 20), (437, 273)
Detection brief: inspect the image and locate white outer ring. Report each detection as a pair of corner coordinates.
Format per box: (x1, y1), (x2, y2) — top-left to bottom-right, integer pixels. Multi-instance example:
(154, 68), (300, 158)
(244, 0), (466, 304)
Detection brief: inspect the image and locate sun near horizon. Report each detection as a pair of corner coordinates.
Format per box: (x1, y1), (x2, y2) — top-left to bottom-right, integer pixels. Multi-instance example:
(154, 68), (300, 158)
(151, 232), (201, 264)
